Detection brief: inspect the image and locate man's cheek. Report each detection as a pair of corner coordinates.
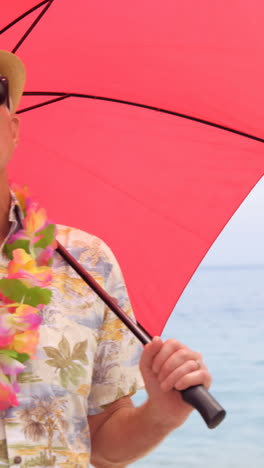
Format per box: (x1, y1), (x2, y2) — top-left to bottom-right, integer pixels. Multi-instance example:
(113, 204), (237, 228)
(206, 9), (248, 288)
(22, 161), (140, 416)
(0, 137), (13, 169)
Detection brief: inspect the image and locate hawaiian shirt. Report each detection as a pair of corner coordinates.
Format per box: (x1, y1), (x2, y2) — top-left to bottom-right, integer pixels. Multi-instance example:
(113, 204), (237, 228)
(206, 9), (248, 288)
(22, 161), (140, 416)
(0, 194), (144, 467)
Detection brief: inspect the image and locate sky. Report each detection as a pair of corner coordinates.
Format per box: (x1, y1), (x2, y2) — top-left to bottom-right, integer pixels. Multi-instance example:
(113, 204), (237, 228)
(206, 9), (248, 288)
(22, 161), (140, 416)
(202, 176), (264, 266)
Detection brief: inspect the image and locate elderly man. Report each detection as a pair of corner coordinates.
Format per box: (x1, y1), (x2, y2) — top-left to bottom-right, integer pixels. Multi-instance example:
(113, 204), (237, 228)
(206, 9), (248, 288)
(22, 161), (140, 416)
(0, 50), (211, 467)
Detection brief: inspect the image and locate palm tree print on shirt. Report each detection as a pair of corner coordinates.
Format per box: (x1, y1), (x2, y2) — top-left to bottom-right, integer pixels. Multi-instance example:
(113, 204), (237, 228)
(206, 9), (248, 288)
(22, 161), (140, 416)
(17, 397), (69, 464)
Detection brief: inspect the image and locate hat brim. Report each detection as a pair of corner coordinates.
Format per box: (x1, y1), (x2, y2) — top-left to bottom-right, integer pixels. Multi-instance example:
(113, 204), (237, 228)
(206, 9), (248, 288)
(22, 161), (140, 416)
(0, 51), (26, 113)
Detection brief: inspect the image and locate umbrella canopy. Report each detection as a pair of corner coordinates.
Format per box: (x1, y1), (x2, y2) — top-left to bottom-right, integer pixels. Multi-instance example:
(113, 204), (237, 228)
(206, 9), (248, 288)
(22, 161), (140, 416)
(1, 0), (263, 337)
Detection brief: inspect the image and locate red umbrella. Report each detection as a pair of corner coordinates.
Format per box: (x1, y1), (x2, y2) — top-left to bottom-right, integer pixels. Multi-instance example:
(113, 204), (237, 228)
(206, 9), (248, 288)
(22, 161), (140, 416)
(1, 0), (263, 426)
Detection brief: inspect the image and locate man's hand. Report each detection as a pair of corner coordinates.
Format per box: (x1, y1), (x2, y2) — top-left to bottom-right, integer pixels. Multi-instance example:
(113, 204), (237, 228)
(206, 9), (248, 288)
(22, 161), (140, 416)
(90, 338), (212, 466)
(140, 337), (212, 430)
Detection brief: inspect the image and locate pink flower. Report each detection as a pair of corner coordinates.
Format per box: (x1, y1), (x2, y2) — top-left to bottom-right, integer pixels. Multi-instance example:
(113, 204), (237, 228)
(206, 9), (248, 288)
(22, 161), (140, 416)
(36, 246), (54, 266)
(8, 205), (48, 246)
(0, 355), (25, 376)
(8, 249), (52, 287)
(0, 304), (42, 337)
(0, 335), (13, 349)
(0, 371), (19, 410)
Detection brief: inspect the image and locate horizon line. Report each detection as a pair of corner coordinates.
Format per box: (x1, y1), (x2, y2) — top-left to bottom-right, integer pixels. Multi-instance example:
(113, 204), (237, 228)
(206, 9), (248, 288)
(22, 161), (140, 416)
(200, 263), (264, 270)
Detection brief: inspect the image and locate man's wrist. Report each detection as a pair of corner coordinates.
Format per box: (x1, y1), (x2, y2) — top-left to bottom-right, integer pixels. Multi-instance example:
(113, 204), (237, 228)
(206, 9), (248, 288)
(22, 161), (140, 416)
(142, 398), (180, 434)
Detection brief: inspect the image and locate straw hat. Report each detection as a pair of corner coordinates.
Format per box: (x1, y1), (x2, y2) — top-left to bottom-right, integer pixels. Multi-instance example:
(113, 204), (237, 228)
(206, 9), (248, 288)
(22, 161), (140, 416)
(0, 50), (26, 112)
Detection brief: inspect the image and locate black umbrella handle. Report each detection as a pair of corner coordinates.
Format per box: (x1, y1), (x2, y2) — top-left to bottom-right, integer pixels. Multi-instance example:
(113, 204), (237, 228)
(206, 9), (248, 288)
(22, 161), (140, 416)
(135, 322), (226, 429)
(181, 385), (226, 429)
(56, 241), (226, 429)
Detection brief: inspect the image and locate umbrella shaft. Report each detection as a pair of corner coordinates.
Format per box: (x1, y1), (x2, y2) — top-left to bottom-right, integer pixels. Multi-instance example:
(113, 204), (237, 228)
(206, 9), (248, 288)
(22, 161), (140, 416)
(56, 241), (152, 344)
(56, 240), (226, 429)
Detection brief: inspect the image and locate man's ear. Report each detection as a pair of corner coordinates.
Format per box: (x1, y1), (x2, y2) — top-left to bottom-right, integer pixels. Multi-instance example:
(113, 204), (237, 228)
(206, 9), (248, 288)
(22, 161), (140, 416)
(10, 114), (20, 147)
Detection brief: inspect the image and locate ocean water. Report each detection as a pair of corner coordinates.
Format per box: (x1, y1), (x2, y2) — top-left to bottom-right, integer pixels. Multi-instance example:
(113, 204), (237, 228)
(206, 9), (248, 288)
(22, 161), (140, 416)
(131, 265), (264, 467)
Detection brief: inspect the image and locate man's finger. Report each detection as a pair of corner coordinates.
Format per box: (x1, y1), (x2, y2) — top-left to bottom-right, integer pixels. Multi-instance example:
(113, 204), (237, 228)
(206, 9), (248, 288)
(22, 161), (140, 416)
(157, 350), (202, 382)
(140, 336), (163, 371)
(172, 367), (212, 391)
(159, 360), (204, 392)
(152, 339), (187, 374)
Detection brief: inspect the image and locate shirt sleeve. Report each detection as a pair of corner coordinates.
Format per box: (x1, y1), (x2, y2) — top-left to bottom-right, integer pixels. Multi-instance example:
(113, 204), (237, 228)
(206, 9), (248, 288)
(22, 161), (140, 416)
(87, 239), (145, 415)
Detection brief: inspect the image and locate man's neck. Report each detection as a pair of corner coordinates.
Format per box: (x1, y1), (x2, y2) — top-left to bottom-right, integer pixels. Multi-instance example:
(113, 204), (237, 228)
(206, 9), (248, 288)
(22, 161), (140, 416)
(0, 170), (11, 246)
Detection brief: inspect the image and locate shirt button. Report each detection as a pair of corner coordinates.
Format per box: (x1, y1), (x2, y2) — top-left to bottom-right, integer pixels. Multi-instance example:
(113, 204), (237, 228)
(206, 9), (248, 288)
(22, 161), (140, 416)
(13, 456), (22, 464)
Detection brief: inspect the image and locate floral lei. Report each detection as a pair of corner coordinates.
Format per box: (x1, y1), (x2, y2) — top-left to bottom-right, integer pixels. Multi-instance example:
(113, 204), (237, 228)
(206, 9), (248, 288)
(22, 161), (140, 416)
(0, 186), (56, 411)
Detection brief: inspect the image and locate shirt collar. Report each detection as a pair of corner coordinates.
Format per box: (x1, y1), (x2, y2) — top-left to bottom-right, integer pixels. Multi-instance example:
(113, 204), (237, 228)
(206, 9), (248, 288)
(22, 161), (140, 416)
(0, 191), (24, 256)
(9, 190), (24, 227)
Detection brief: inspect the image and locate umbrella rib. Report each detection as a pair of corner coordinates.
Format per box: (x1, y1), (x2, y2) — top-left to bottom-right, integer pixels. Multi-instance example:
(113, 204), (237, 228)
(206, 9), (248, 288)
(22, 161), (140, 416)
(12, 0), (54, 54)
(17, 94), (70, 114)
(0, 1), (50, 35)
(0, 0), (50, 35)
(73, 94), (264, 144)
(21, 91), (264, 143)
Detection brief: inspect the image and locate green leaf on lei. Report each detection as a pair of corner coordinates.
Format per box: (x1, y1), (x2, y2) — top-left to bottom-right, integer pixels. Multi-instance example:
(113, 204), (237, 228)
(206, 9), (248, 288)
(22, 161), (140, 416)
(34, 224), (56, 249)
(15, 352), (30, 363)
(0, 349), (29, 362)
(0, 278), (51, 306)
(3, 239), (30, 259)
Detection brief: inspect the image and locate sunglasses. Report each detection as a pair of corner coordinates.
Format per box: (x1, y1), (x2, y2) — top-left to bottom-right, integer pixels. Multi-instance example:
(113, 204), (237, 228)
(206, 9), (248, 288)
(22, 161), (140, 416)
(0, 76), (10, 110)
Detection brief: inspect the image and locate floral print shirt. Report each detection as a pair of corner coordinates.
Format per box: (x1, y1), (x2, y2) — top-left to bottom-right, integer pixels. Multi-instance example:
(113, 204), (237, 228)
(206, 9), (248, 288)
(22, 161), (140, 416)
(0, 195), (144, 467)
